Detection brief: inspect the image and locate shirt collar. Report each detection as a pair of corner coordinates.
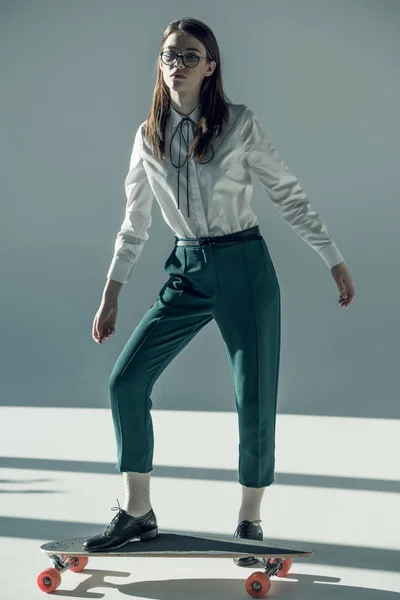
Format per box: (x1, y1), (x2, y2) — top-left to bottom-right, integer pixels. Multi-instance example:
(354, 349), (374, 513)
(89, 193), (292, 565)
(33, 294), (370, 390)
(169, 103), (201, 128)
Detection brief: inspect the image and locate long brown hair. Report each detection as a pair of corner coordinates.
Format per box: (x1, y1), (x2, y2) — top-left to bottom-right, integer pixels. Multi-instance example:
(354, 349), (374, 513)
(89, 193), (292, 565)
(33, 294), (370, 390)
(144, 17), (233, 164)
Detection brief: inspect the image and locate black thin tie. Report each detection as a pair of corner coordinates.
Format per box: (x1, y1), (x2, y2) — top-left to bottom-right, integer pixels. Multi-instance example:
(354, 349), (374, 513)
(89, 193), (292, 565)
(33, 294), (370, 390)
(169, 116), (214, 217)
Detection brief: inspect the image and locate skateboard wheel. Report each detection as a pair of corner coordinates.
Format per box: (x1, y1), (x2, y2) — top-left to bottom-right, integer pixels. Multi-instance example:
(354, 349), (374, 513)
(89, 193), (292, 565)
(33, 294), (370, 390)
(245, 571), (271, 598)
(277, 558), (292, 577)
(61, 555), (89, 572)
(37, 568), (61, 593)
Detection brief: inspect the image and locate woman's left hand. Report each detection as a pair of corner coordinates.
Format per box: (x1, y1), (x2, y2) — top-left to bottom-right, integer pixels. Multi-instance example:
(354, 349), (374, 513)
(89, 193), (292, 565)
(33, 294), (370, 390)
(331, 261), (355, 309)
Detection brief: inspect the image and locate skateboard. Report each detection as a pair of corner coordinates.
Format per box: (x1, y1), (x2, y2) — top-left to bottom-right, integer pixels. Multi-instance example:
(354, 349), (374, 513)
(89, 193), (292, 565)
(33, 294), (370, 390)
(38, 530), (313, 598)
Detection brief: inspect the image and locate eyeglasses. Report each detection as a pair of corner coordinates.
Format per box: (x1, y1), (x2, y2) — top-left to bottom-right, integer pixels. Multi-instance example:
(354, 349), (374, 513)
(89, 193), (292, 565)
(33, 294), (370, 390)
(159, 51), (208, 68)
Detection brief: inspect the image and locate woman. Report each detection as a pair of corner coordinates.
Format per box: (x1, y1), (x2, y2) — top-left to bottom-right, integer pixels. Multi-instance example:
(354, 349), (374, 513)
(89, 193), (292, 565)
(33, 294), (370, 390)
(85, 17), (355, 563)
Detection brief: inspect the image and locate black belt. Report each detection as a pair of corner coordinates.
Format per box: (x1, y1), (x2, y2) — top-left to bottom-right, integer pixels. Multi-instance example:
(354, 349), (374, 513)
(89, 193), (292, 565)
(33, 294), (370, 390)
(175, 225), (261, 247)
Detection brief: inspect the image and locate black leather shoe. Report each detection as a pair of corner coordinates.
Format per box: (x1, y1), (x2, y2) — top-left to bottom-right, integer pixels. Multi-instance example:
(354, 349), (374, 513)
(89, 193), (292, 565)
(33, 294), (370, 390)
(82, 499), (158, 552)
(233, 519), (263, 567)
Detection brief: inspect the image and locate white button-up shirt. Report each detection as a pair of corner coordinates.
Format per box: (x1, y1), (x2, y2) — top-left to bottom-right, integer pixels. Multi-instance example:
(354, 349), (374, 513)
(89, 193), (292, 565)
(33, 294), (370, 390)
(107, 102), (344, 284)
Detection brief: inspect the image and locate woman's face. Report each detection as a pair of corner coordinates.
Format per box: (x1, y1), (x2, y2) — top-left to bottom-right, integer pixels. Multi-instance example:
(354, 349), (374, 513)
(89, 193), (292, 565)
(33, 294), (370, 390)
(160, 32), (215, 92)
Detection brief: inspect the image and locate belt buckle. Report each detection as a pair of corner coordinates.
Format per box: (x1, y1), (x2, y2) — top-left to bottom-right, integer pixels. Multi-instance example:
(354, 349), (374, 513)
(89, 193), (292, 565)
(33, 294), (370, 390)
(199, 237), (215, 246)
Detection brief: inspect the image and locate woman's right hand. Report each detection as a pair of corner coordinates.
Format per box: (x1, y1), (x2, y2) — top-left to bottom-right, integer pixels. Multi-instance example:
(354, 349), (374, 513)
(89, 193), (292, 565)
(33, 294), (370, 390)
(92, 299), (118, 345)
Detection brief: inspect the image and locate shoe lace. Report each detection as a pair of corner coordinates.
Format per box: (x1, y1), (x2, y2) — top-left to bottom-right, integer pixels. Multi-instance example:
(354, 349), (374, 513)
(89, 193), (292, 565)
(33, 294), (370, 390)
(234, 519), (262, 537)
(104, 498), (123, 534)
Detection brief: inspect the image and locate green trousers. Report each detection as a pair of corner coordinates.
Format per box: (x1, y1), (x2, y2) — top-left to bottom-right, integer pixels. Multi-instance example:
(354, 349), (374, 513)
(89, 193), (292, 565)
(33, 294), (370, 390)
(109, 226), (281, 488)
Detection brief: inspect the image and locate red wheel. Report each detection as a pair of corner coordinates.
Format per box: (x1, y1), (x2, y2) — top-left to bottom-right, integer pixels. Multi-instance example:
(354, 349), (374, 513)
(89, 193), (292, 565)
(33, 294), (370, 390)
(61, 555), (89, 572)
(245, 571), (271, 598)
(277, 558), (293, 577)
(37, 568), (61, 593)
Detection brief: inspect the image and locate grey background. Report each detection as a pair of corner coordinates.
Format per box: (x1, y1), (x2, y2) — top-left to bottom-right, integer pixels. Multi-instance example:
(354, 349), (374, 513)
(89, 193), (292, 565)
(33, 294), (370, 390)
(1, 0), (398, 417)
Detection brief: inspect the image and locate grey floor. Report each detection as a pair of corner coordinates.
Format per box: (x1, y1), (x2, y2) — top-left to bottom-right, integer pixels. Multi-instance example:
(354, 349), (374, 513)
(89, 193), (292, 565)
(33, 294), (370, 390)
(1, 407), (399, 598)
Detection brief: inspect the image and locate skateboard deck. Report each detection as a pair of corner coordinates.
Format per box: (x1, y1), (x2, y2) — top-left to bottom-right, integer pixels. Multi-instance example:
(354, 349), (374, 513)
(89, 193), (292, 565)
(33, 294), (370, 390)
(38, 530), (313, 598)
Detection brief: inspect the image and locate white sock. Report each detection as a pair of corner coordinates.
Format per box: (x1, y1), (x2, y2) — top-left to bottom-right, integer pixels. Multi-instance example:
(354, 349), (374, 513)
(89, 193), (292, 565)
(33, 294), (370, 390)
(238, 484), (266, 523)
(122, 471), (152, 517)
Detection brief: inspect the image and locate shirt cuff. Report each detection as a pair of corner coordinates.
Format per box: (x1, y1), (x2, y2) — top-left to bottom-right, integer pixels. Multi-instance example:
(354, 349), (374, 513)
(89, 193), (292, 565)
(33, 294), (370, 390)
(106, 258), (133, 284)
(318, 242), (345, 269)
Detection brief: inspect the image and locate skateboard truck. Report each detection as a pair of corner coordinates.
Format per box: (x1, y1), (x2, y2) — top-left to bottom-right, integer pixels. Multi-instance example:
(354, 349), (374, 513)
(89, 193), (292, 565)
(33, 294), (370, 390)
(48, 554), (77, 572)
(38, 554), (89, 593)
(264, 557), (287, 576)
(243, 556), (293, 596)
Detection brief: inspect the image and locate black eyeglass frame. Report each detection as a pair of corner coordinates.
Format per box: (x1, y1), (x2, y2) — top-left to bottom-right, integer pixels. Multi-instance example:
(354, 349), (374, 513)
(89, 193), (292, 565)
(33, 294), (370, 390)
(159, 51), (210, 68)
